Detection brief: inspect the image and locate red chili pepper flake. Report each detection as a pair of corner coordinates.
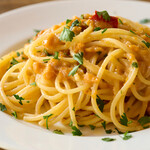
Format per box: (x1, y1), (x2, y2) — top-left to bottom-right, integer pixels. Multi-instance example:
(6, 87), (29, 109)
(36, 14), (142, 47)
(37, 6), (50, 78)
(90, 11), (118, 28)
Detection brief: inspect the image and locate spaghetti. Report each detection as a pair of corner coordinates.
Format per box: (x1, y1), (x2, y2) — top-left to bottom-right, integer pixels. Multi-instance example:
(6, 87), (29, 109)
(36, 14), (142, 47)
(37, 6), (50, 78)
(0, 10), (150, 135)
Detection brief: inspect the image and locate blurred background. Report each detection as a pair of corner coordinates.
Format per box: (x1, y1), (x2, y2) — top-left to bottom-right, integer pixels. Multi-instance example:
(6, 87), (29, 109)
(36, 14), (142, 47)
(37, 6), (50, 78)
(0, 0), (149, 14)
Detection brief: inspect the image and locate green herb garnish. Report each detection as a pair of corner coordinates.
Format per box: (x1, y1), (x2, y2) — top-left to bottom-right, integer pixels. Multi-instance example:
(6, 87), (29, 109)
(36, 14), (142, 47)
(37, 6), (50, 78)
(43, 49), (51, 56)
(94, 27), (101, 32)
(34, 29), (41, 36)
(120, 113), (132, 126)
(115, 128), (124, 134)
(97, 11), (110, 21)
(60, 27), (75, 42)
(142, 40), (150, 48)
(68, 52), (83, 76)
(12, 111), (17, 118)
(140, 18), (150, 24)
(66, 19), (71, 24)
(30, 82), (37, 86)
(96, 95), (104, 112)
(102, 137), (116, 142)
(145, 33), (150, 38)
(14, 94), (24, 105)
(70, 19), (80, 30)
(118, 18), (123, 24)
(71, 126), (82, 136)
(28, 39), (32, 43)
(80, 14), (84, 19)
(132, 62), (138, 68)
(122, 131), (132, 140)
(73, 52), (83, 65)
(53, 129), (64, 135)
(43, 114), (53, 129)
(69, 120), (73, 127)
(68, 65), (80, 76)
(101, 121), (112, 134)
(89, 125), (96, 130)
(138, 116), (150, 127)
(129, 30), (136, 34)
(0, 103), (7, 112)
(102, 28), (107, 34)
(43, 59), (50, 63)
(16, 52), (20, 57)
(10, 57), (19, 66)
(72, 107), (75, 111)
(53, 51), (59, 59)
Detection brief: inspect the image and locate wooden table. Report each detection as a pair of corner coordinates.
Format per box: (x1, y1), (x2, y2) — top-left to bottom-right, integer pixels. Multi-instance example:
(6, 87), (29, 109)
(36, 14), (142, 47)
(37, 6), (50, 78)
(0, 0), (54, 14)
(0, 0), (150, 14)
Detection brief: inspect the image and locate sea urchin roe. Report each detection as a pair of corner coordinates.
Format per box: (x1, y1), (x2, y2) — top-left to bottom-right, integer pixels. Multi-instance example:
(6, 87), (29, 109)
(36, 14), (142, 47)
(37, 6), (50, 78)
(84, 73), (98, 83)
(43, 33), (63, 50)
(33, 62), (45, 74)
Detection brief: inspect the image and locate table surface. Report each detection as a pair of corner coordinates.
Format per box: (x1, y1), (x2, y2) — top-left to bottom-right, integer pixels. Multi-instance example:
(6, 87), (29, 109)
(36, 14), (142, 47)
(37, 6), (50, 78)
(0, 0), (150, 14)
(0, 0), (149, 150)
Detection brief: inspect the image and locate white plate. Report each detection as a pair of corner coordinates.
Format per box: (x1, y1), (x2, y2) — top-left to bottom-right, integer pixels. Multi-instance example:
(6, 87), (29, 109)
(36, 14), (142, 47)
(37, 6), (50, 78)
(0, 0), (150, 150)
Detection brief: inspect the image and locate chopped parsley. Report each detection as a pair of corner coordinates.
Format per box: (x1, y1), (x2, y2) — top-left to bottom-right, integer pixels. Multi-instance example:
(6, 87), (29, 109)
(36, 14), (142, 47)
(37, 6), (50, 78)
(115, 128), (124, 134)
(118, 18), (123, 24)
(68, 52), (83, 76)
(78, 124), (85, 127)
(0, 103), (7, 112)
(12, 111), (17, 118)
(68, 65), (80, 76)
(66, 19), (71, 24)
(102, 137), (116, 142)
(122, 131), (132, 140)
(94, 27), (101, 32)
(120, 113), (132, 126)
(30, 82), (37, 86)
(34, 29), (41, 36)
(43, 114), (53, 129)
(16, 52), (20, 57)
(14, 94), (24, 105)
(43, 59), (50, 63)
(28, 39), (32, 43)
(132, 62), (138, 68)
(95, 114), (100, 118)
(10, 57), (19, 66)
(71, 126), (82, 136)
(73, 52), (83, 65)
(97, 11), (110, 21)
(72, 107), (75, 111)
(80, 14), (84, 19)
(145, 33), (150, 38)
(129, 30), (136, 34)
(138, 116), (150, 127)
(101, 121), (112, 134)
(70, 19), (80, 30)
(140, 18), (150, 24)
(53, 51), (59, 60)
(60, 27), (75, 42)
(96, 95), (104, 112)
(69, 120), (73, 127)
(89, 125), (96, 130)
(142, 40), (150, 48)
(43, 49), (51, 56)
(102, 28), (107, 34)
(53, 129), (64, 135)
(26, 101), (30, 103)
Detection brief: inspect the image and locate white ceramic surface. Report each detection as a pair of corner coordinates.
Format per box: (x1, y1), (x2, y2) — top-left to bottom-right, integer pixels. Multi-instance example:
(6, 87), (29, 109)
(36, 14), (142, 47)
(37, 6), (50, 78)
(0, 1), (150, 150)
